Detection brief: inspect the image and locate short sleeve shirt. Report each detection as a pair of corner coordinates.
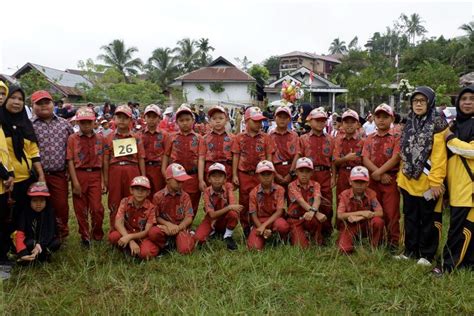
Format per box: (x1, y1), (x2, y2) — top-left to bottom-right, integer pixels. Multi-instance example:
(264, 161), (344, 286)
(165, 131), (203, 171)
(152, 187), (194, 225)
(66, 132), (105, 169)
(287, 179), (321, 218)
(249, 183), (285, 218)
(299, 131), (333, 167)
(270, 129), (300, 164)
(199, 131), (234, 163)
(337, 188), (382, 214)
(138, 128), (168, 162)
(232, 131), (275, 172)
(203, 182), (236, 215)
(362, 130), (400, 171)
(115, 196), (156, 233)
(333, 133), (364, 170)
(104, 131), (146, 164)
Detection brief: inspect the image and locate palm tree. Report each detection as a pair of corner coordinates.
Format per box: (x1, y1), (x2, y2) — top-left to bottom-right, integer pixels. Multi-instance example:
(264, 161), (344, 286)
(146, 47), (179, 89)
(348, 36), (359, 51)
(196, 38), (215, 67)
(329, 38), (348, 55)
(234, 56), (252, 71)
(98, 39), (143, 83)
(459, 21), (474, 39)
(174, 38), (200, 74)
(400, 13), (427, 45)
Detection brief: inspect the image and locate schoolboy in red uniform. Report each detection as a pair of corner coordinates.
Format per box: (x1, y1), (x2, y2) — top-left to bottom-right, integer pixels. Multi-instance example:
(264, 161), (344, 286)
(333, 109), (365, 200)
(299, 107), (334, 242)
(362, 104), (401, 251)
(108, 176), (159, 260)
(67, 107), (106, 247)
(247, 160), (290, 250)
(232, 107), (274, 236)
(104, 105), (146, 228)
(337, 166), (384, 254)
(269, 106), (299, 192)
(194, 163), (242, 250)
(148, 163), (196, 255)
(286, 157), (325, 248)
(162, 105), (204, 214)
(198, 105), (234, 190)
(139, 104), (168, 195)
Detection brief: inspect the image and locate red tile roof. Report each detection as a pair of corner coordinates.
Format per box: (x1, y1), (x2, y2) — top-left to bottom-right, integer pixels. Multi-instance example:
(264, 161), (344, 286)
(176, 57), (255, 82)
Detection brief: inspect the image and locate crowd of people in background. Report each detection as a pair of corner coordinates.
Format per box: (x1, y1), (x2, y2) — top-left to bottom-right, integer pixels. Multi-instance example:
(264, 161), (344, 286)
(0, 80), (473, 281)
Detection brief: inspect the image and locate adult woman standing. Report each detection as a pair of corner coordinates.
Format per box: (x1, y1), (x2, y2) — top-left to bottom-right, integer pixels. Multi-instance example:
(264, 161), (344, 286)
(433, 85), (474, 275)
(0, 85), (45, 230)
(397, 86), (448, 265)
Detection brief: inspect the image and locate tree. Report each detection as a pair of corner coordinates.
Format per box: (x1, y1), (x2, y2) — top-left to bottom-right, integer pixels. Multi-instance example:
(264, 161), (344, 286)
(17, 70), (60, 100)
(348, 36), (359, 51)
(399, 13), (427, 45)
(248, 64), (270, 100)
(234, 56), (252, 71)
(406, 60), (459, 94)
(459, 21), (474, 38)
(328, 38), (348, 55)
(195, 38), (215, 67)
(146, 47), (179, 89)
(263, 56), (281, 75)
(98, 39), (143, 83)
(174, 38), (200, 74)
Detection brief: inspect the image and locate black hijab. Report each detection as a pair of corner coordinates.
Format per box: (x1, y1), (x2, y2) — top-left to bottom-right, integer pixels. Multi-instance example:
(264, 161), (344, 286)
(453, 85), (474, 142)
(401, 86), (448, 179)
(17, 199), (56, 248)
(0, 85), (37, 162)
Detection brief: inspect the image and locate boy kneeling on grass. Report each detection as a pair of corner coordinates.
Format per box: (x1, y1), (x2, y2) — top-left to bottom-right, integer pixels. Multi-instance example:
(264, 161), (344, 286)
(247, 160), (290, 250)
(108, 176), (159, 260)
(194, 163), (243, 250)
(16, 182), (60, 265)
(148, 163), (196, 255)
(337, 166), (384, 254)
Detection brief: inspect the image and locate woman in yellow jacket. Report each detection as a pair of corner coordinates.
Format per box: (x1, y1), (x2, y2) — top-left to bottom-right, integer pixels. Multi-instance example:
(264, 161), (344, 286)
(0, 81), (15, 268)
(433, 85), (474, 275)
(397, 86), (448, 265)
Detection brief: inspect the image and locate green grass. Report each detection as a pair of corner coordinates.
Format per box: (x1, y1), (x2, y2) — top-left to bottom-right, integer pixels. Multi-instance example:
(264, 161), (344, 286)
(1, 197), (474, 315)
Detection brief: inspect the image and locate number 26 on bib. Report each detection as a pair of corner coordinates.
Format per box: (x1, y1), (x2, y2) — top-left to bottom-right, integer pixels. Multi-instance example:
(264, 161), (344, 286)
(113, 138), (138, 157)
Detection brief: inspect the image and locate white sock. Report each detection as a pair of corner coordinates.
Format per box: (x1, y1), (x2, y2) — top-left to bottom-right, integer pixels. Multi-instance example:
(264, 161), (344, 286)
(224, 228), (233, 238)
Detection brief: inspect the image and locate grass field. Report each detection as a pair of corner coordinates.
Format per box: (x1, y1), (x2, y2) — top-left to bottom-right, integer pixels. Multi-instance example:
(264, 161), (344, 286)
(1, 197), (474, 315)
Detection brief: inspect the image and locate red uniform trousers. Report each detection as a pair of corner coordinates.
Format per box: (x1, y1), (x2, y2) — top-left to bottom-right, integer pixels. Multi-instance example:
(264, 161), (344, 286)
(45, 171), (70, 239)
(205, 161), (233, 184)
(337, 217), (384, 253)
(274, 163), (292, 195)
(72, 169), (104, 241)
(194, 211), (239, 243)
(108, 230), (158, 259)
(107, 163), (140, 228)
(336, 168), (352, 229)
(311, 170), (333, 237)
(148, 226), (195, 255)
(287, 217), (323, 248)
(369, 176), (400, 247)
(237, 171), (260, 230)
(145, 163), (166, 196)
(182, 174), (201, 216)
(247, 217), (290, 250)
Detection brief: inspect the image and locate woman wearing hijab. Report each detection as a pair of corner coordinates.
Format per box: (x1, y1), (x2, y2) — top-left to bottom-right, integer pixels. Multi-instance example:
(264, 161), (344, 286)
(0, 85), (45, 231)
(397, 86), (449, 266)
(433, 85), (474, 275)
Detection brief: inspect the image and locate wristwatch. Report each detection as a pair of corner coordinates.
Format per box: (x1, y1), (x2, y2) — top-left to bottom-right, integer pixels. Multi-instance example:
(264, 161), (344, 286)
(309, 206), (318, 213)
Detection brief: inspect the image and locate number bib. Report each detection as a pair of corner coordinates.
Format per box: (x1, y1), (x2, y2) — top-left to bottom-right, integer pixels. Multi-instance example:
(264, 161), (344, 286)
(113, 138), (138, 157)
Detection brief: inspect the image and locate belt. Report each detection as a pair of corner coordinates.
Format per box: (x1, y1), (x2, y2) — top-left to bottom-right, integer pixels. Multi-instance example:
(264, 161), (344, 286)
(78, 167), (101, 172)
(44, 170), (66, 175)
(208, 160), (232, 165)
(341, 166), (353, 170)
(112, 161), (137, 166)
(240, 170), (256, 176)
(186, 167), (198, 175)
(146, 161), (161, 166)
(314, 165), (331, 171)
(274, 161), (290, 166)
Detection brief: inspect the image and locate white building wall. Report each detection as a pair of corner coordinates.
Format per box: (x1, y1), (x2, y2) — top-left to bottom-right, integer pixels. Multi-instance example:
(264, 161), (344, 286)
(183, 82), (253, 105)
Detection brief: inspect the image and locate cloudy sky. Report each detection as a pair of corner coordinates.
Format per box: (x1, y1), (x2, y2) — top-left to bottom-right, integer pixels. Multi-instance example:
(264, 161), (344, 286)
(0, 0), (472, 74)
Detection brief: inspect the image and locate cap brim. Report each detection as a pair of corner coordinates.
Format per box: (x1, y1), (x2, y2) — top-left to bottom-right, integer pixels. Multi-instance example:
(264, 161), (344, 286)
(131, 184), (151, 189)
(115, 110), (132, 118)
(374, 109), (393, 116)
(342, 115), (358, 121)
(247, 115), (267, 121)
(33, 97), (53, 103)
(76, 116), (96, 121)
(307, 116), (327, 121)
(350, 176), (369, 182)
(256, 168), (275, 174)
(28, 192), (51, 197)
(296, 166), (313, 170)
(145, 110), (161, 116)
(176, 110), (194, 117)
(208, 109), (226, 117)
(174, 174), (192, 182)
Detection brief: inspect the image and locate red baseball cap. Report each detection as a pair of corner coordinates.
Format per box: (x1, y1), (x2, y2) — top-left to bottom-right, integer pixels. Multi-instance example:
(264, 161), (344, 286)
(306, 107), (328, 120)
(374, 103), (394, 117)
(27, 182), (50, 197)
(176, 105), (194, 118)
(256, 160), (275, 174)
(144, 104), (162, 116)
(75, 107), (96, 121)
(115, 105), (132, 118)
(208, 162), (227, 175)
(295, 157), (314, 170)
(244, 107), (266, 121)
(275, 106), (292, 117)
(207, 105), (227, 118)
(31, 90), (53, 104)
(350, 166), (370, 182)
(130, 176), (151, 189)
(166, 163), (192, 182)
(342, 109), (359, 121)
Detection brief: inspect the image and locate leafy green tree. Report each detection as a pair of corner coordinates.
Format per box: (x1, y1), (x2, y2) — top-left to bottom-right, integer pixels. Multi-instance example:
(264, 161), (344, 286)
(348, 36), (359, 51)
(17, 70), (61, 100)
(146, 47), (179, 89)
(399, 13), (427, 45)
(234, 56), (252, 71)
(406, 60), (459, 94)
(263, 56), (281, 75)
(195, 38), (215, 67)
(174, 38), (200, 73)
(248, 64), (270, 100)
(98, 39), (143, 83)
(329, 38), (348, 54)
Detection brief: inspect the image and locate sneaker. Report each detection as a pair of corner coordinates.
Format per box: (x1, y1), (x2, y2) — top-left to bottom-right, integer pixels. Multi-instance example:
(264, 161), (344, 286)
(224, 237), (238, 251)
(431, 266), (444, 277)
(243, 227), (250, 239)
(393, 254), (410, 260)
(81, 240), (91, 249)
(417, 258), (432, 266)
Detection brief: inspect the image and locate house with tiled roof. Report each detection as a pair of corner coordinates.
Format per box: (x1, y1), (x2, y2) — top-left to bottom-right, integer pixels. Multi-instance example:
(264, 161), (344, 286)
(12, 63), (92, 101)
(279, 51), (341, 79)
(172, 56), (256, 105)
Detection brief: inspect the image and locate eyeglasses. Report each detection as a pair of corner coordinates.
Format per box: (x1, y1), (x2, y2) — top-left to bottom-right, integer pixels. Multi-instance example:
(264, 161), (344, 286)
(412, 98), (427, 105)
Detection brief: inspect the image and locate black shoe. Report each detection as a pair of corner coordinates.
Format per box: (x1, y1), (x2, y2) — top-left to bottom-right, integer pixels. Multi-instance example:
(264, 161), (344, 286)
(224, 237), (238, 251)
(431, 266), (444, 277)
(81, 240), (91, 249)
(243, 227), (250, 239)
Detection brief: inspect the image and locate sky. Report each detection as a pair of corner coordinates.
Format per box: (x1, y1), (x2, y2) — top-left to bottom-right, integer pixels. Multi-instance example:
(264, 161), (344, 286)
(0, 0), (472, 74)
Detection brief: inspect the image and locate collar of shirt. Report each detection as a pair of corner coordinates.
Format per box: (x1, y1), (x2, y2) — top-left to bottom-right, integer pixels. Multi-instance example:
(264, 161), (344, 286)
(257, 183), (277, 195)
(144, 126), (159, 134)
(309, 130), (325, 137)
(164, 186), (182, 197)
(296, 179), (313, 190)
(348, 189), (367, 200)
(343, 132), (359, 140)
(177, 130), (197, 137)
(78, 130), (96, 137)
(271, 128), (290, 135)
(210, 185), (227, 197)
(243, 130), (262, 138)
(114, 129), (132, 137)
(374, 129), (393, 137)
(32, 113), (59, 123)
(211, 129), (227, 136)
(126, 196), (150, 210)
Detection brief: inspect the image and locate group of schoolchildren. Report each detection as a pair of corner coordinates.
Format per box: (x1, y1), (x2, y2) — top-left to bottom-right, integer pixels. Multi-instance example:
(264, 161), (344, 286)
(2, 82), (473, 278)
